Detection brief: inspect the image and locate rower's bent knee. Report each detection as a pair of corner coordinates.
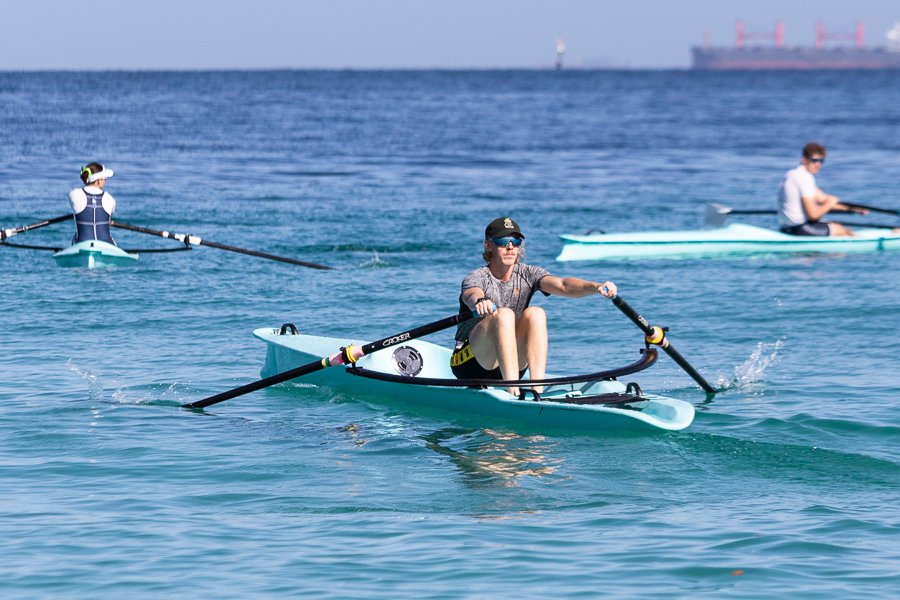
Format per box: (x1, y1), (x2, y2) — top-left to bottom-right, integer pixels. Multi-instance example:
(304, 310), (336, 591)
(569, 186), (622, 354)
(522, 306), (546, 323)
(494, 307), (516, 324)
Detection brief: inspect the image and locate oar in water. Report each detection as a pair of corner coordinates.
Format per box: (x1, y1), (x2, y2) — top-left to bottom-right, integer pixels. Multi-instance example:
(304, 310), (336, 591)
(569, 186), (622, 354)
(611, 295), (718, 396)
(110, 221), (332, 270)
(183, 311), (476, 409)
(1, 214), (71, 242)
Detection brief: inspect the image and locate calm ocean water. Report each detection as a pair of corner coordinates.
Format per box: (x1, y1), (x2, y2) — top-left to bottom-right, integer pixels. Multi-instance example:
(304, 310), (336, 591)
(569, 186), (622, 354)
(1, 70), (899, 598)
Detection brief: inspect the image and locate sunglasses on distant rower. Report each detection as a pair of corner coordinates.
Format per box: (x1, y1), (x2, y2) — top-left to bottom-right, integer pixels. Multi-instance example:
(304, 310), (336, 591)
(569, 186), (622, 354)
(808, 157), (825, 164)
(490, 236), (523, 247)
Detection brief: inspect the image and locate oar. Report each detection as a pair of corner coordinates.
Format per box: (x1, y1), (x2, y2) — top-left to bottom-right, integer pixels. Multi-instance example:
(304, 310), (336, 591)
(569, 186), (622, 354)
(840, 202), (899, 217)
(611, 295), (718, 395)
(831, 220), (900, 231)
(1, 214), (70, 242)
(110, 221), (332, 270)
(704, 204), (775, 226)
(183, 311), (475, 409)
(707, 203), (899, 227)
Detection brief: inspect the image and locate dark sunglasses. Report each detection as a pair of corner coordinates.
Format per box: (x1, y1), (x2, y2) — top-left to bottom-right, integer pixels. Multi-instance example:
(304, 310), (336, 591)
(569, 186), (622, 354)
(808, 157), (825, 164)
(490, 236), (523, 248)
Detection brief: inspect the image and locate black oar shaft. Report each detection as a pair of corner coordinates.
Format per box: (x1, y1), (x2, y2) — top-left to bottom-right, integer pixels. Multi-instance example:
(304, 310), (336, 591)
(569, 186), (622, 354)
(611, 295), (717, 395)
(831, 220), (900, 230)
(722, 206), (898, 218)
(192, 237), (331, 270)
(726, 209), (777, 215)
(841, 202), (900, 217)
(2, 214), (71, 241)
(184, 312), (472, 409)
(110, 221), (332, 270)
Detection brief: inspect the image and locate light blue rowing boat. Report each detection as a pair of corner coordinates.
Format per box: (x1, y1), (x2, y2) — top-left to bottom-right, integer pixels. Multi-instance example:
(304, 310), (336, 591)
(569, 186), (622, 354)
(252, 326), (695, 432)
(51, 240), (139, 269)
(557, 223), (900, 261)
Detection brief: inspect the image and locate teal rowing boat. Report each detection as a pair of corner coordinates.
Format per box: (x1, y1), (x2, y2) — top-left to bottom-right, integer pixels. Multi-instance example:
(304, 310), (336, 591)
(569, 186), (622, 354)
(51, 240), (139, 269)
(557, 223), (900, 261)
(252, 326), (695, 432)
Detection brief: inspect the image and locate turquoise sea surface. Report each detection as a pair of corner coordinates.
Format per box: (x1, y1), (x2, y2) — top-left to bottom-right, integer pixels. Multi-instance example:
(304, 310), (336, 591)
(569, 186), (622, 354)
(1, 70), (899, 598)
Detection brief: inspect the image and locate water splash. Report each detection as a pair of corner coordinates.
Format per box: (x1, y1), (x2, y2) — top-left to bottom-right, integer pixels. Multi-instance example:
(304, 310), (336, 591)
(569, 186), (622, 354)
(358, 250), (389, 268)
(65, 359), (104, 402)
(717, 339), (784, 391)
(111, 382), (184, 405)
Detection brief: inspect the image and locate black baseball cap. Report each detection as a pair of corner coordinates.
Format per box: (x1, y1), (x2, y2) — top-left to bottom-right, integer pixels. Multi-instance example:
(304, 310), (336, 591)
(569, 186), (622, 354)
(484, 217), (524, 240)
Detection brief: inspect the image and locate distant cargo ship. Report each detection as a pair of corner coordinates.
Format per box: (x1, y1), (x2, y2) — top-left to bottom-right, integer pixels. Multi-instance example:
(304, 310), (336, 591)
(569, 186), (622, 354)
(692, 20), (900, 70)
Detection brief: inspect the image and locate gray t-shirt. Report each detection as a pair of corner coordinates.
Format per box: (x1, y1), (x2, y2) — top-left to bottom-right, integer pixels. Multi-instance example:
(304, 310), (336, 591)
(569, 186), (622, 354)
(455, 263), (550, 342)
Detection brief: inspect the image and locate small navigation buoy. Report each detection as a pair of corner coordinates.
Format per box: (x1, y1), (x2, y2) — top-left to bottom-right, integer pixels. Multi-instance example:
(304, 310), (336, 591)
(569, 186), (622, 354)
(555, 37), (565, 70)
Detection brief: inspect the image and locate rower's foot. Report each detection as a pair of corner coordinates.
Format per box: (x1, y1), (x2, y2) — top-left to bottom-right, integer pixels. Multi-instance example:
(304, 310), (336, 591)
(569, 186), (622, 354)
(507, 386), (520, 398)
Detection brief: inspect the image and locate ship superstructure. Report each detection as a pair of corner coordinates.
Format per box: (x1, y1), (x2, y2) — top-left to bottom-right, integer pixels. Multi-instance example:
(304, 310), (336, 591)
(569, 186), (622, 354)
(692, 21), (900, 70)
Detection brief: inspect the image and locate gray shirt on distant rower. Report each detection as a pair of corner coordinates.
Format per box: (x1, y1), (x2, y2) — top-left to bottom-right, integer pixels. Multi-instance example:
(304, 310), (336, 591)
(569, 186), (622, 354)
(455, 263), (550, 342)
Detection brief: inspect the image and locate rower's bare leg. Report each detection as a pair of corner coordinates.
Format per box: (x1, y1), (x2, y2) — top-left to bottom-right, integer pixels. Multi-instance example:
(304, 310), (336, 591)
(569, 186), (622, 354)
(517, 306), (547, 393)
(470, 307), (521, 397)
(827, 222), (853, 237)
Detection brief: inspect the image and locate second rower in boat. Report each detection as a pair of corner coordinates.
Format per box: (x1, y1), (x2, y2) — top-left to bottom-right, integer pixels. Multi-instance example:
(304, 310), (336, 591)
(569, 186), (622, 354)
(778, 142), (866, 237)
(452, 216), (617, 397)
(69, 162), (118, 245)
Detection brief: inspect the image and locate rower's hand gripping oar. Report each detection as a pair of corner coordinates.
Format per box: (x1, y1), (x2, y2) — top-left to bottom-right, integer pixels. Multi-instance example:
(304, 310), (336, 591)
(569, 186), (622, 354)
(183, 311), (476, 409)
(2, 214), (71, 242)
(839, 202), (899, 218)
(611, 295), (718, 396)
(110, 220), (332, 270)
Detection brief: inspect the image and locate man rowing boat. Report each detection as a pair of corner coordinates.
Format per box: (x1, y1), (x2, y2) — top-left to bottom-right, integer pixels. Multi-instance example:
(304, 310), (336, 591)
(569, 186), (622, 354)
(69, 162), (118, 245)
(452, 217), (617, 397)
(778, 143), (866, 237)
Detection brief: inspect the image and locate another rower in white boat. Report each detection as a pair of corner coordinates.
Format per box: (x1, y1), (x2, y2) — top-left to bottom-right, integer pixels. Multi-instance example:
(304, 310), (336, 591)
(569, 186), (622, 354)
(778, 142), (867, 237)
(556, 202), (900, 262)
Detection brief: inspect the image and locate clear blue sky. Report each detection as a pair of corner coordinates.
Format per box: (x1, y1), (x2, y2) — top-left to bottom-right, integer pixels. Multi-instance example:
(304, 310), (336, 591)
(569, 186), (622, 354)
(4, 0), (898, 69)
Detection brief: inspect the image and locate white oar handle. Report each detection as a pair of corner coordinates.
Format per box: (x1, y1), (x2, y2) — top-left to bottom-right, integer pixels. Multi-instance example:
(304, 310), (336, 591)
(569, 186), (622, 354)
(165, 231), (203, 245)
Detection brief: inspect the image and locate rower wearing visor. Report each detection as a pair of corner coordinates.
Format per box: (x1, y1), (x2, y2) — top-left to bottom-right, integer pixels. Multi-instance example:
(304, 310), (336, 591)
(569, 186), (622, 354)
(778, 143), (866, 237)
(69, 162), (118, 244)
(453, 216), (617, 397)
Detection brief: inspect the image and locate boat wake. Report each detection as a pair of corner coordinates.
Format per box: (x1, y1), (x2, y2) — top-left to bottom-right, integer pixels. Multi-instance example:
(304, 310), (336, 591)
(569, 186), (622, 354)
(716, 339), (784, 392)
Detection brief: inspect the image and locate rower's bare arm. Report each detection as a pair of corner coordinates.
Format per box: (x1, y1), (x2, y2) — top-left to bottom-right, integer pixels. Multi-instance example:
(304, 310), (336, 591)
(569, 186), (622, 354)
(802, 193), (838, 220)
(834, 201), (868, 215)
(462, 287), (494, 316)
(540, 276), (617, 298)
